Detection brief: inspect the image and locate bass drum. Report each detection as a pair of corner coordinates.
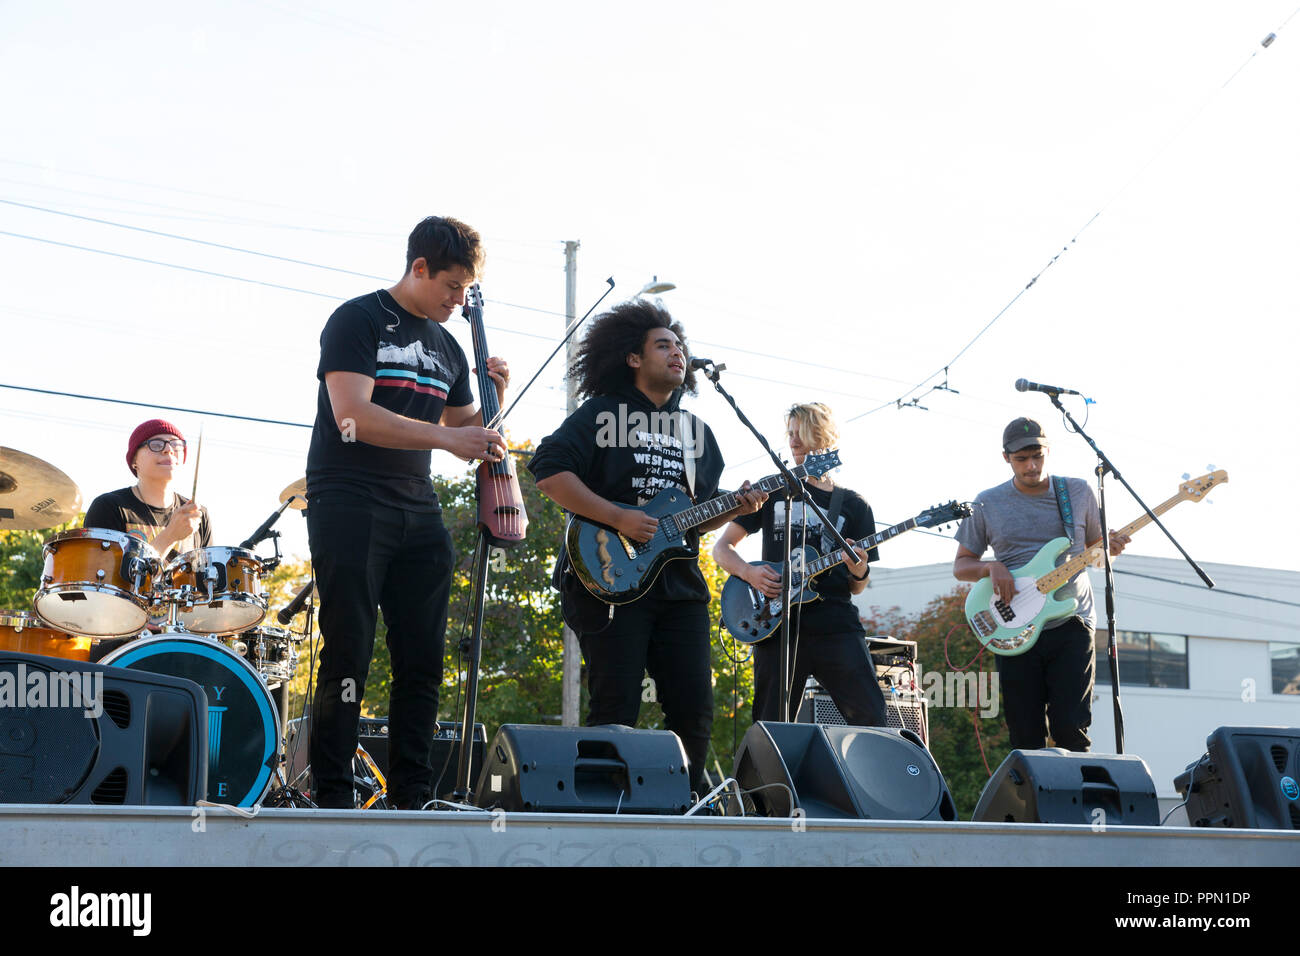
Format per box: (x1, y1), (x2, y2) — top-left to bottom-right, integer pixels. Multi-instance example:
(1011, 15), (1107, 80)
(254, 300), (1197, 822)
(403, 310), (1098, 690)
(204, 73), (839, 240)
(102, 634), (279, 807)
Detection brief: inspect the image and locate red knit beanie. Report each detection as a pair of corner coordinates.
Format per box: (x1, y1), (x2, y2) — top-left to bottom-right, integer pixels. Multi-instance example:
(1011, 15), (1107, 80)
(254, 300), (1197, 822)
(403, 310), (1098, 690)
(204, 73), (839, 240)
(127, 419), (187, 474)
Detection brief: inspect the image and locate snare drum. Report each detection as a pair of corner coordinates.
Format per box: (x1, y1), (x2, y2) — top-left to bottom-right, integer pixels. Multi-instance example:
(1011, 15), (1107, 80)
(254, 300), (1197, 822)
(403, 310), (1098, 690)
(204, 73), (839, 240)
(0, 611), (93, 661)
(166, 546), (267, 634)
(102, 634), (279, 807)
(33, 529), (158, 637)
(232, 625), (299, 685)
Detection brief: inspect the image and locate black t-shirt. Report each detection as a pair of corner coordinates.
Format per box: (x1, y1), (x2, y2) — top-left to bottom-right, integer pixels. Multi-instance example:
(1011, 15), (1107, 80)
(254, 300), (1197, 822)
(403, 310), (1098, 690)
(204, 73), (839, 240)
(306, 289), (474, 512)
(83, 487), (212, 562)
(735, 482), (877, 634)
(527, 384), (725, 602)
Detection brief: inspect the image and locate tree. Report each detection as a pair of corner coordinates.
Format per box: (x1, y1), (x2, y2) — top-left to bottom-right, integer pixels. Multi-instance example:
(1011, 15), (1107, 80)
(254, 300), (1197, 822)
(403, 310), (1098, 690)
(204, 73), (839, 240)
(862, 587), (1011, 819)
(0, 522), (77, 609)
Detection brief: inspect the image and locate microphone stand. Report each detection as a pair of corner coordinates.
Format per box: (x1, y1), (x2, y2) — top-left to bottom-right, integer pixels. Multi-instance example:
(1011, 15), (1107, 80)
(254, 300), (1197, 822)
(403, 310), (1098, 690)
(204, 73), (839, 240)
(1046, 391), (1214, 753)
(698, 362), (857, 722)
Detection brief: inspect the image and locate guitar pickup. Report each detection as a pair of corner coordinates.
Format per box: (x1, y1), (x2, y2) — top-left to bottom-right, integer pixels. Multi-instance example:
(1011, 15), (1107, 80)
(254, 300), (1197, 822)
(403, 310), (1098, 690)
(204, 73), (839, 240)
(993, 599), (1015, 623)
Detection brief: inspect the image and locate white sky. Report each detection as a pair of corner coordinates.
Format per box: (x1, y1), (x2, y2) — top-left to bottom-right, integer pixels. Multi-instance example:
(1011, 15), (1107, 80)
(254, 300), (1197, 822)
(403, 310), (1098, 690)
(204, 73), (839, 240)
(2, 1), (1297, 585)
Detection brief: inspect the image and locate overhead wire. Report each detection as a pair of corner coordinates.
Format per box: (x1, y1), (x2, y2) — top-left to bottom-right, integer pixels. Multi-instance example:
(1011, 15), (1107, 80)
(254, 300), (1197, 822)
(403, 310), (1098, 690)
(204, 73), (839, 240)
(841, 15), (1297, 427)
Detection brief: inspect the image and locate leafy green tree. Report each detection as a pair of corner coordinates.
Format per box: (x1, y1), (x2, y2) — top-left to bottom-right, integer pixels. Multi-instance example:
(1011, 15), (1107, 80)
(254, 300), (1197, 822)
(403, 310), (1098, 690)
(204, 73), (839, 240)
(0, 521), (79, 609)
(863, 588), (1011, 819)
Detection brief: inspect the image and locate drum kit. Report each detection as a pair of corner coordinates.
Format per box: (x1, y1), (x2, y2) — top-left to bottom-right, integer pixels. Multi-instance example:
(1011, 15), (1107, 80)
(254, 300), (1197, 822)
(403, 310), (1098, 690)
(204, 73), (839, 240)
(1, 446), (311, 808)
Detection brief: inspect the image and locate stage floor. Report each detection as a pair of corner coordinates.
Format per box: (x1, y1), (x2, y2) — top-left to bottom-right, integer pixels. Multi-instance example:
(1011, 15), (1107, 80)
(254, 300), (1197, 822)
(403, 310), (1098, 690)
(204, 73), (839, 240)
(2, 804), (1296, 866)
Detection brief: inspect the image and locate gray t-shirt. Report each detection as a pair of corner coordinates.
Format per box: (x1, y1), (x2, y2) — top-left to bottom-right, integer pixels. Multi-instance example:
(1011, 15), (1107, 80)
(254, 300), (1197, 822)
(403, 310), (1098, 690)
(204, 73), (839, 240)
(955, 476), (1102, 628)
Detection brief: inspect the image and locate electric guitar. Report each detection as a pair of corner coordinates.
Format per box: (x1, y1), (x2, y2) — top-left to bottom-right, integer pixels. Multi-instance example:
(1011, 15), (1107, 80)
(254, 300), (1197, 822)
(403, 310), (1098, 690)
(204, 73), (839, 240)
(567, 449), (840, 603)
(965, 469), (1227, 656)
(721, 500), (972, 644)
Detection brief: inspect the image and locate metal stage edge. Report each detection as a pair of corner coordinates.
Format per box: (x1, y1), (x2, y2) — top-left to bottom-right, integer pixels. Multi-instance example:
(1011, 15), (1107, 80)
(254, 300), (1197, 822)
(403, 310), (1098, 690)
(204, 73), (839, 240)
(1, 805), (1297, 866)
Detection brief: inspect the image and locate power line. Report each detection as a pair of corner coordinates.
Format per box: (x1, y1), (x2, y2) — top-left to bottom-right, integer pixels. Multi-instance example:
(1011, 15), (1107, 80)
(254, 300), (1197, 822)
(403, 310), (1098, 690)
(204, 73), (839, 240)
(843, 15), (1295, 428)
(0, 230), (343, 299)
(1113, 568), (1300, 611)
(0, 382), (313, 429)
(0, 198), (390, 280)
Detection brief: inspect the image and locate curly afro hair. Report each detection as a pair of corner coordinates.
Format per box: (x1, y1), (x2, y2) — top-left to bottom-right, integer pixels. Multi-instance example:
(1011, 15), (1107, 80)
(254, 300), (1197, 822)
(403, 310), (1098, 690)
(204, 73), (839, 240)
(568, 299), (698, 400)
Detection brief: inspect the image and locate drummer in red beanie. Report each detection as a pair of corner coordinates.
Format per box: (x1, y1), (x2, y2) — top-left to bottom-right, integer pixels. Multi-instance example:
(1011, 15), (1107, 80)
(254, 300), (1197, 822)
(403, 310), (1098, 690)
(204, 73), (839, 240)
(83, 418), (211, 561)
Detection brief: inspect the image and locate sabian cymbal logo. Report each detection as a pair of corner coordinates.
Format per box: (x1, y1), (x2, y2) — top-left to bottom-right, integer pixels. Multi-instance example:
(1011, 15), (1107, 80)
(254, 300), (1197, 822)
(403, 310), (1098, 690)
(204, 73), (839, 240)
(49, 886), (151, 936)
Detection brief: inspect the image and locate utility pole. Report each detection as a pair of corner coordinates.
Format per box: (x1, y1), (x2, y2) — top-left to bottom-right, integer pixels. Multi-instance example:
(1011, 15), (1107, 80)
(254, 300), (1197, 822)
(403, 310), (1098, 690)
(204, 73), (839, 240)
(561, 239), (581, 727)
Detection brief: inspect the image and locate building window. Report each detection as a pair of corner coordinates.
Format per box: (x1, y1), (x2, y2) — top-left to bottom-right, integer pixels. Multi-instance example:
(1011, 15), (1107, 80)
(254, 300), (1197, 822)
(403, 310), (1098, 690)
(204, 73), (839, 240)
(1271, 643), (1300, 695)
(1094, 630), (1188, 689)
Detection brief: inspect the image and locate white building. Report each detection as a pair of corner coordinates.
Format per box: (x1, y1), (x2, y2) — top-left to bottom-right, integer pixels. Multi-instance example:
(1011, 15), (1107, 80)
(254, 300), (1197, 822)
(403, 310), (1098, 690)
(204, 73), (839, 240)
(855, 555), (1300, 813)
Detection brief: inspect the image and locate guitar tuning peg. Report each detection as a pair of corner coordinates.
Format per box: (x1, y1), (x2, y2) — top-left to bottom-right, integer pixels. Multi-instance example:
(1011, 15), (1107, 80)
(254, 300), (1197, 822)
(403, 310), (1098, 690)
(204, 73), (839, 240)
(1182, 473), (1190, 481)
(1207, 463), (1216, 472)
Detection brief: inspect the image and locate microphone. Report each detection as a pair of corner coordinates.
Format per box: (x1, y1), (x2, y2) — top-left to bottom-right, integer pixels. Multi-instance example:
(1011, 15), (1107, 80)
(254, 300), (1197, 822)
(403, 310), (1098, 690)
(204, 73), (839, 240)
(240, 499), (293, 550)
(1015, 378), (1081, 397)
(688, 357), (726, 372)
(277, 580), (315, 625)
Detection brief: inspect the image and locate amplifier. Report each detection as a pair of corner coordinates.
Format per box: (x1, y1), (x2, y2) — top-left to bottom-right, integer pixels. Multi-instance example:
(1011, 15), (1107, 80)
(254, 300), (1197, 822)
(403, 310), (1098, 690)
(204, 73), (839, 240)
(284, 716), (486, 788)
(795, 682), (930, 745)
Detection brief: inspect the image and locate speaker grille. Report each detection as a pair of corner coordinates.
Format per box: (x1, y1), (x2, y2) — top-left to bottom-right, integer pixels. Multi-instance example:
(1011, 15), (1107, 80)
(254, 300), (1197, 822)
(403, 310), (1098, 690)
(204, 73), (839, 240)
(90, 767), (128, 804)
(103, 690), (131, 728)
(1271, 745), (1289, 774)
(798, 689), (929, 744)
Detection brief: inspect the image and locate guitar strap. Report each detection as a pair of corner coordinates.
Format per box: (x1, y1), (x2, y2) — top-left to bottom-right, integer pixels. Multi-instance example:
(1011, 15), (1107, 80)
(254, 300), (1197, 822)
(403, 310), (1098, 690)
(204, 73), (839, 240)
(1052, 476), (1074, 545)
(678, 410), (696, 499)
(820, 484), (845, 555)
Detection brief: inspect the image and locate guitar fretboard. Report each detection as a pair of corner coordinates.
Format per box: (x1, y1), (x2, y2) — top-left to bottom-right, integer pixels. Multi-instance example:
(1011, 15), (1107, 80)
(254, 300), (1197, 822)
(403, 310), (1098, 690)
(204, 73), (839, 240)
(803, 517), (917, 577)
(675, 469), (808, 532)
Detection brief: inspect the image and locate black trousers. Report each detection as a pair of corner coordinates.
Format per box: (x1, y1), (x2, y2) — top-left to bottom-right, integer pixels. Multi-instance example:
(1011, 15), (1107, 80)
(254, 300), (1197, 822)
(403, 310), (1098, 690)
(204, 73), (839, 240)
(577, 598), (713, 794)
(995, 616), (1095, 752)
(753, 628), (886, 727)
(306, 494), (454, 808)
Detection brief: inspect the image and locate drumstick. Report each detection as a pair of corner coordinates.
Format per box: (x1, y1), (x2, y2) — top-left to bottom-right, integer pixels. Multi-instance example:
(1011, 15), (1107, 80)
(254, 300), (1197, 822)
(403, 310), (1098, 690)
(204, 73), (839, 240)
(190, 425), (203, 502)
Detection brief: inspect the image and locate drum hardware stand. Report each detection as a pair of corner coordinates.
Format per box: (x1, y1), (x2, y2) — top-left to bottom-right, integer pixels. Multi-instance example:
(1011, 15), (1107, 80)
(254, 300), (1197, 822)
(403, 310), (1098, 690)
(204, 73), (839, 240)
(354, 745), (388, 809)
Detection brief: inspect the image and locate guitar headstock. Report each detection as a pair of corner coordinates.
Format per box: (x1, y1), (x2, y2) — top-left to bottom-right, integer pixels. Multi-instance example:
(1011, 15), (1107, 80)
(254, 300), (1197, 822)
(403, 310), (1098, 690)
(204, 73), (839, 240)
(1178, 469), (1228, 502)
(800, 448), (841, 480)
(916, 500), (973, 529)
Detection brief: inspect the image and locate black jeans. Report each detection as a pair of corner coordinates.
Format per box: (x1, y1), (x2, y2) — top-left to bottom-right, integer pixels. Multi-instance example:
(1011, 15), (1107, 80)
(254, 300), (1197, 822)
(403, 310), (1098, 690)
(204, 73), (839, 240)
(995, 616), (1095, 751)
(753, 628), (886, 727)
(306, 494), (454, 808)
(577, 598), (713, 794)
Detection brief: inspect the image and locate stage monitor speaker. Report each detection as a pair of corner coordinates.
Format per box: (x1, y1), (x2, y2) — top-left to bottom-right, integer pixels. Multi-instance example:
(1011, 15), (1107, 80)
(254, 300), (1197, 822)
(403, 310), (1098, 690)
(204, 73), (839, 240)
(0, 650), (207, 806)
(1173, 725), (1300, 830)
(972, 748), (1160, 825)
(474, 724), (691, 814)
(730, 721), (956, 821)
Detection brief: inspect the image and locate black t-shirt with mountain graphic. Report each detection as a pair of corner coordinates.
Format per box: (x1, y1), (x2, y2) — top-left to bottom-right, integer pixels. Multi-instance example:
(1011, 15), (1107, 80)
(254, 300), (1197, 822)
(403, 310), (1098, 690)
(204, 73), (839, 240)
(306, 289), (474, 512)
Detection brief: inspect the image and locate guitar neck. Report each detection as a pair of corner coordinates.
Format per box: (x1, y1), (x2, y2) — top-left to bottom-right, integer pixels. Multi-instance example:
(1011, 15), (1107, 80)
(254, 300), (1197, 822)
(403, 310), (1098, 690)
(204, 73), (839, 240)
(674, 469), (806, 532)
(1036, 489), (1185, 593)
(802, 516), (917, 578)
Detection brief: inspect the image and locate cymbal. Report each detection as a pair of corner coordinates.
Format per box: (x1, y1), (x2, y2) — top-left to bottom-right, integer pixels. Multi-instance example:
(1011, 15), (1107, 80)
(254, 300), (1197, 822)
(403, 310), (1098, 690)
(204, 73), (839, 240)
(0, 447), (84, 531)
(279, 477), (308, 510)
